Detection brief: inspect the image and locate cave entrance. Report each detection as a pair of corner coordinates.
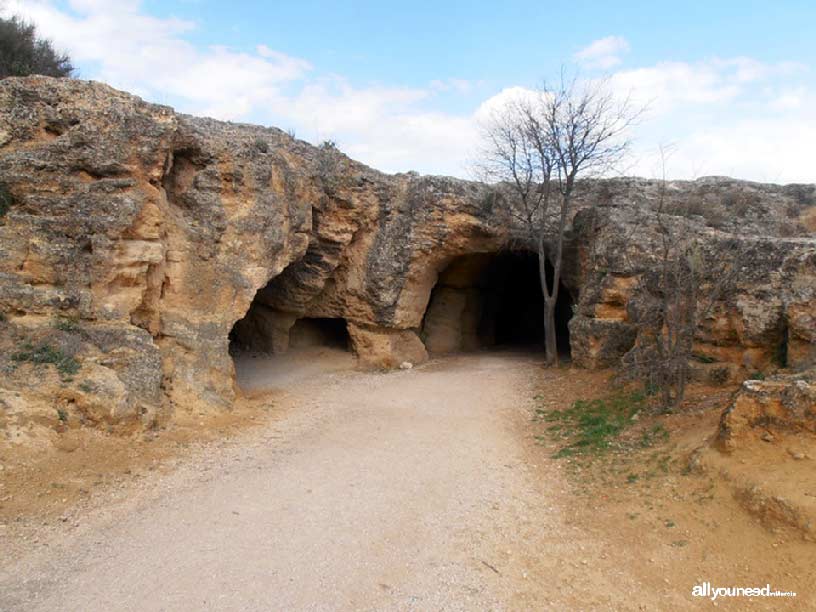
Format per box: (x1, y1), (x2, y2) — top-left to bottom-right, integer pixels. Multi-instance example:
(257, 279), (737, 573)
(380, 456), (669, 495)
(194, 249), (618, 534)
(421, 251), (573, 357)
(229, 289), (353, 391)
(287, 317), (351, 351)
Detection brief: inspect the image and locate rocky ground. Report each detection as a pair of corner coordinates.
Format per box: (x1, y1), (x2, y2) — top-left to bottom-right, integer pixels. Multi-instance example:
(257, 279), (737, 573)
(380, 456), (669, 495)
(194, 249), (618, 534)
(1, 352), (813, 611)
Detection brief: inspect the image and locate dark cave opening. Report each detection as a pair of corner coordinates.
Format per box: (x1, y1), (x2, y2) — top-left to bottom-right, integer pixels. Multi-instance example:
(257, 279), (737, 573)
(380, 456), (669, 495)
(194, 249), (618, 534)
(229, 298), (351, 355)
(288, 317), (351, 351)
(229, 293), (354, 390)
(421, 251), (573, 356)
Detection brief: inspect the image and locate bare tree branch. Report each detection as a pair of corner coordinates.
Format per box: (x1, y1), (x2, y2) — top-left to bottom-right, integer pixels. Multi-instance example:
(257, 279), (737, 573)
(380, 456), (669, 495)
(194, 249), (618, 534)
(478, 73), (641, 365)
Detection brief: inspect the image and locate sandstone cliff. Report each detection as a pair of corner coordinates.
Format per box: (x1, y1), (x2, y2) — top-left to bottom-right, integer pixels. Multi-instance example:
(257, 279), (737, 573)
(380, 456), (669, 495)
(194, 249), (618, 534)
(0, 77), (814, 435)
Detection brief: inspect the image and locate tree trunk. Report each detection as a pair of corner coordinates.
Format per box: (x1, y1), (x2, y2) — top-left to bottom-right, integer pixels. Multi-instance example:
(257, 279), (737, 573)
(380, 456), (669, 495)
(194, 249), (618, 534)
(544, 299), (557, 366)
(537, 244), (558, 366)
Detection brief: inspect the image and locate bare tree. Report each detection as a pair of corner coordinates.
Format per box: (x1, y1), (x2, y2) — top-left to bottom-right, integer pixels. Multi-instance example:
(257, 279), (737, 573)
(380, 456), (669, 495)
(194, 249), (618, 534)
(479, 75), (638, 365)
(623, 155), (745, 410)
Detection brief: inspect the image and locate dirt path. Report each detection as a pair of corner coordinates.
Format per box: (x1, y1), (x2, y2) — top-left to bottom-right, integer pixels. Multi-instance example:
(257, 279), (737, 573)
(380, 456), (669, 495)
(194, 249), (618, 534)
(0, 353), (808, 610)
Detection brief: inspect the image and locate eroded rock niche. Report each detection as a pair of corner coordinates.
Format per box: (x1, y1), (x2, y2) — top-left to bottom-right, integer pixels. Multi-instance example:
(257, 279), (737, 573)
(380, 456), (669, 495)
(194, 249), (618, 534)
(229, 276), (351, 357)
(421, 252), (574, 356)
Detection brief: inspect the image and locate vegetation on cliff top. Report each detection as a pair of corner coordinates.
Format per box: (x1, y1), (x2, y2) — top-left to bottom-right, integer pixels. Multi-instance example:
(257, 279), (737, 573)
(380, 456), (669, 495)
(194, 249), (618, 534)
(0, 14), (74, 79)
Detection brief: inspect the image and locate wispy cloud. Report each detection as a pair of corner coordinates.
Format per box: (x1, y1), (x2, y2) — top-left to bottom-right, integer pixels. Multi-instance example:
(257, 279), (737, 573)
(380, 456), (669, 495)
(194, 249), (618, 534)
(4, 0), (311, 118)
(2, 2), (814, 182)
(574, 36), (630, 70)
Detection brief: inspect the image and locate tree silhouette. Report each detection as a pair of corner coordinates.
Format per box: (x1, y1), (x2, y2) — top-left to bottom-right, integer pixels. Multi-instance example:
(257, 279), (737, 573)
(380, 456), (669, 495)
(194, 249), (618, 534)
(0, 14), (74, 79)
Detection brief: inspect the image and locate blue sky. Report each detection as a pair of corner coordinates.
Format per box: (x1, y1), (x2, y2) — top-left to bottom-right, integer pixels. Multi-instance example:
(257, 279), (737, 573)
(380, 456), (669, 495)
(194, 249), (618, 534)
(6, 0), (816, 182)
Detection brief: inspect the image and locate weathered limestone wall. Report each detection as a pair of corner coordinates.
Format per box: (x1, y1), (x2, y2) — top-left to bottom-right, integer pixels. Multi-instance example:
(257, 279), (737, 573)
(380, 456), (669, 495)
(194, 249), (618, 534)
(568, 203), (816, 379)
(0, 77), (813, 434)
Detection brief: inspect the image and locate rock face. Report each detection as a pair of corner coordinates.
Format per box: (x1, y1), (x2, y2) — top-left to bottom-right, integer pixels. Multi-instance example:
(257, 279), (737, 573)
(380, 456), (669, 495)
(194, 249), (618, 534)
(717, 371), (816, 452)
(568, 187), (816, 377)
(0, 77), (814, 430)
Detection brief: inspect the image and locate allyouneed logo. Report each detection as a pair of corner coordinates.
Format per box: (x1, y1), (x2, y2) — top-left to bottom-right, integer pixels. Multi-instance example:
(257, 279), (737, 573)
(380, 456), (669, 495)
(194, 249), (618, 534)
(692, 582), (797, 601)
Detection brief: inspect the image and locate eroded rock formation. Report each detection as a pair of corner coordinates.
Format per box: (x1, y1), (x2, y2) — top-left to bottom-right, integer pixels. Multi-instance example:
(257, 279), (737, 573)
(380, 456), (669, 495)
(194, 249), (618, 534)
(0, 77), (814, 433)
(717, 371), (816, 452)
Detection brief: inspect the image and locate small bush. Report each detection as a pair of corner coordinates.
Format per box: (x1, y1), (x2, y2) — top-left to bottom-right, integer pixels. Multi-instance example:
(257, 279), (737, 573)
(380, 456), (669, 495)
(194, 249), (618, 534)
(254, 137), (269, 153)
(0, 183), (13, 218)
(53, 316), (79, 332)
(0, 15), (74, 78)
(11, 342), (80, 377)
(786, 184), (816, 208)
(316, 140), (343, 196)
(667, 199), (728, 228)
(721, 189), (759, 217)
(709, 366), (731, 385)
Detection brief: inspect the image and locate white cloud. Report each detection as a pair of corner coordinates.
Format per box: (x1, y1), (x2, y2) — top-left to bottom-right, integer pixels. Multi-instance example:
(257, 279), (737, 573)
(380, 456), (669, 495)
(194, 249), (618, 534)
(575, 36), (630, 70)
(630, 112), (816, 184)
(603, 57), (814, 182)
(771, 90), (804, 110)
(472, 86), (537, 122)
(608, 57), (804, 115)
(2, 2), (813, 182)
(3, 0), (311, 120)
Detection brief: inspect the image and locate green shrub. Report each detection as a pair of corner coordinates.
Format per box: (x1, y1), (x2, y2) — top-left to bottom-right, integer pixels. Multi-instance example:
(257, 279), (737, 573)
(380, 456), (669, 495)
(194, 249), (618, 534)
(53, 316), (79, 332)
(0, 15), (74, 78)
(11, 342), (80, 377)
(639, 423), (670, 447)
(254, 137), (269, 153)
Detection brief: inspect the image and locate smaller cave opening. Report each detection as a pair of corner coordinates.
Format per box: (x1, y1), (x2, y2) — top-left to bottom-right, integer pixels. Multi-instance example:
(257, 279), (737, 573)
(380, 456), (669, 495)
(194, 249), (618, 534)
(229, 281), (354, 392)
(288, 317), (351, 351)
(421, 251), (574, 357)
(228, 303), (352, 357)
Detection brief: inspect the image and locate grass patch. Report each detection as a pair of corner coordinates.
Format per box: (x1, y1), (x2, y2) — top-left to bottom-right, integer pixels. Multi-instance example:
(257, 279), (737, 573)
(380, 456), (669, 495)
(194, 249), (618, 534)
(537, 391), (651, 458)
(640, 424), (670, 448)
(53, 316), (80, 332)
(11, 342), (80, 377)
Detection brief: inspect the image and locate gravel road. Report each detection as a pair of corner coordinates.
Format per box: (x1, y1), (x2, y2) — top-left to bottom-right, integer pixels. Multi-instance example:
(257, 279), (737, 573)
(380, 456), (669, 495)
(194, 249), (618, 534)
(1, 352), (653, 611)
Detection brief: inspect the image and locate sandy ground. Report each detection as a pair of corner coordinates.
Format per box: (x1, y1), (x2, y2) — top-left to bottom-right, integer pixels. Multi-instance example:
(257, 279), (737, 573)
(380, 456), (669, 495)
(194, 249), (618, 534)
(0, 350), (813, 610)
